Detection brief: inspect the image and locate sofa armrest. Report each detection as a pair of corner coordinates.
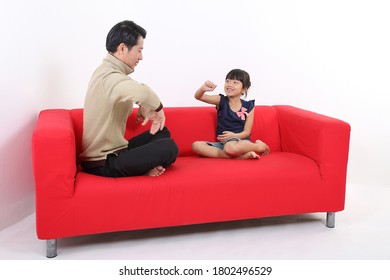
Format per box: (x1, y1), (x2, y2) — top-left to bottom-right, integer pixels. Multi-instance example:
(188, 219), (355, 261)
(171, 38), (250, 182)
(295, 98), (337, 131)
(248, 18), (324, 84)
(32, 109), (77, 199)
(274, 105), (351, 208)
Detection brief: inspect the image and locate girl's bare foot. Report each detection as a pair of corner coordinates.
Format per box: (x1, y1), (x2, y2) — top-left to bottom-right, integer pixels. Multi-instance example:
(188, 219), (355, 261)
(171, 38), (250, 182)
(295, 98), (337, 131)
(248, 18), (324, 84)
(255, 140), (270, 155)
(146, 166), (165, 177)
(239, 151), (260, 159)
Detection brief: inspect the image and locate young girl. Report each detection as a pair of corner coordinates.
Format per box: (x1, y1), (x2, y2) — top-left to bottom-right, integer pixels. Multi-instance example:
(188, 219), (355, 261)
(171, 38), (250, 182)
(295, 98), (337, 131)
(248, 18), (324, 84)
(192, 69), (270, 159)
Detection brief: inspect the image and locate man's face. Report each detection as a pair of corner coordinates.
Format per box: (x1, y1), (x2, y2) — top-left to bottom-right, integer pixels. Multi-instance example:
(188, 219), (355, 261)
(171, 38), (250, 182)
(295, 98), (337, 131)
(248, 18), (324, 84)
(122, 36), (144, 69)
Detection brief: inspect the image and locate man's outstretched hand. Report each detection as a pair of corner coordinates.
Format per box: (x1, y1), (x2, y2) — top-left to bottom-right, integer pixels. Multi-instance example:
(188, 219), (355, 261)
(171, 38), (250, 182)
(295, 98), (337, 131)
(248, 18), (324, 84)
(139, 107), (166, 135)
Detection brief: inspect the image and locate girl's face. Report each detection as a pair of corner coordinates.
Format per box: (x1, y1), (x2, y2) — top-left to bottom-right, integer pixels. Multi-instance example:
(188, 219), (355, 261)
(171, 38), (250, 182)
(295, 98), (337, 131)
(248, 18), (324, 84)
(224, 79), (245, 97)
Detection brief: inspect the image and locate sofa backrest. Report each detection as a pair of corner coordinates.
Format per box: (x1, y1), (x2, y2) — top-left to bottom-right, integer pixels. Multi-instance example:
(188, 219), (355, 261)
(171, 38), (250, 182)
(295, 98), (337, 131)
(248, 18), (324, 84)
(70, 106), (281, 158)
(250, 106), (281, 153)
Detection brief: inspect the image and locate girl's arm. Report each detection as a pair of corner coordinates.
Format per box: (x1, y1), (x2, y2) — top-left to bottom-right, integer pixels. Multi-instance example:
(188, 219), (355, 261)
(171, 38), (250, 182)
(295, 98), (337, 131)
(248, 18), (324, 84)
(241, 108), (255, 138)
(194, 80), (221, 106)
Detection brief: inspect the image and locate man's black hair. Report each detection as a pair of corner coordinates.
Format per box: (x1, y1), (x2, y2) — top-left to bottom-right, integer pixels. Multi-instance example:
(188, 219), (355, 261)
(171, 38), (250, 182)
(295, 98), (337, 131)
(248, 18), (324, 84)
(106, 20), (147, 53)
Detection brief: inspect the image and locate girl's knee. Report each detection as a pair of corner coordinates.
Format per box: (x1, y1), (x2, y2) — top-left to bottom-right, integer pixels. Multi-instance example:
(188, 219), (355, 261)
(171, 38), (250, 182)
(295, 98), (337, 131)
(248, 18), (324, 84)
(224, 142), (239, 157)
(191, 141), (200, 152)
(192, 141), (207, 153)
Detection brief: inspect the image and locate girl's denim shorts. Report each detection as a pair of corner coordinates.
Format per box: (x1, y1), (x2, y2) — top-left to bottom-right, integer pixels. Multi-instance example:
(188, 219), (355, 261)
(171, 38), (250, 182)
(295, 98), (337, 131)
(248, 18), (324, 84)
(206, 137), (248, 150)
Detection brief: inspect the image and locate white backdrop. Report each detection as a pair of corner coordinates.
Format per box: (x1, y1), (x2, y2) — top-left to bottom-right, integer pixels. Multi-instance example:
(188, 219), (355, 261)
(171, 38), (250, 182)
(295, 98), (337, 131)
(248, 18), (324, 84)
(0, 0), (389, 229)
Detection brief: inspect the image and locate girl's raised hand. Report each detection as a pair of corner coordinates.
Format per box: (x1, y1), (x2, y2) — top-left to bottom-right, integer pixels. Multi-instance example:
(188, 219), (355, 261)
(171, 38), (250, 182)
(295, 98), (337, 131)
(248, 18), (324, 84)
(202, 80), (217, 92)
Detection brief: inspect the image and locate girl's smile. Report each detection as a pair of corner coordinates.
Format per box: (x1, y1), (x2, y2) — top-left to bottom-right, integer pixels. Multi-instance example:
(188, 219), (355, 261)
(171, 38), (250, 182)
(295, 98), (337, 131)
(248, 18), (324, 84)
(224, 79), (244, 97)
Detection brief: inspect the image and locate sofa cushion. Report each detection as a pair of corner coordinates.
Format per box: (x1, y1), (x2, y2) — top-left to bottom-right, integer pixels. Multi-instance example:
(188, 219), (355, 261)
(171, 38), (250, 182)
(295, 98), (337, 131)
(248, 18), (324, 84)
(70, 153), (322, 236)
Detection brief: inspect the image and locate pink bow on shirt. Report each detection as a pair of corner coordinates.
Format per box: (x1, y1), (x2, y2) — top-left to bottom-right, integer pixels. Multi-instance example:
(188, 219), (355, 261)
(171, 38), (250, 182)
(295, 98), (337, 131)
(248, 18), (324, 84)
(236, 107), (248, 120)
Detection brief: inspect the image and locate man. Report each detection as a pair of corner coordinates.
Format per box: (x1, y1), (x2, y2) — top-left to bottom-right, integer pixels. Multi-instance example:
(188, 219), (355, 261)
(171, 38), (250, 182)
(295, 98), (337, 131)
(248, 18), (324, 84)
(79, 20), (178, 177)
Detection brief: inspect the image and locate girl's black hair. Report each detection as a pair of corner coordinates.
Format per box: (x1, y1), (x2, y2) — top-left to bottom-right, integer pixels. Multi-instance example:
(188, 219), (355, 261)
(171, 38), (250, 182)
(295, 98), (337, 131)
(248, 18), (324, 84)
(225, 69), (251, 97)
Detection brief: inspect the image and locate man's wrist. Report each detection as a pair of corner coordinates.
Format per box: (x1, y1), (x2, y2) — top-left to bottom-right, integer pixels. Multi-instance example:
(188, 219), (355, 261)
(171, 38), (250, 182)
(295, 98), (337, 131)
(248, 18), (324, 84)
(155, 102), (163, 112)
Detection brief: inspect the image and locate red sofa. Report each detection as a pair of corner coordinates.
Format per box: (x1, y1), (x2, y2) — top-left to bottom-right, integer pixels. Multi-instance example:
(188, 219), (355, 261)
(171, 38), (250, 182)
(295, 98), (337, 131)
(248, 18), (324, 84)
(31, 105), (351, 258)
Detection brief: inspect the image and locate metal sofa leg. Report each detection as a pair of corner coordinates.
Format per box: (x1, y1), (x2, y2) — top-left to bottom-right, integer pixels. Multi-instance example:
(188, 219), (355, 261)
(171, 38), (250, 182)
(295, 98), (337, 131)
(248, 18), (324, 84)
(326, 212), (335, 228)
(46, 239), (57, 258)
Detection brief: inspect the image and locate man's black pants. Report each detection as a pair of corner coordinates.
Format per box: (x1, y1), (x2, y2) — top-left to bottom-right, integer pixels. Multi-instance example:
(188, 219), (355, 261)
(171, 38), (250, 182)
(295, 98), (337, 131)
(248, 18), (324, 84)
(84, 127), (179, 177)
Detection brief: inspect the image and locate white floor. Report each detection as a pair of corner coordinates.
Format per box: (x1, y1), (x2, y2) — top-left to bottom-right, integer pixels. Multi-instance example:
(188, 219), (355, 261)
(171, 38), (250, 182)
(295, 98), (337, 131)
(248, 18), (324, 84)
(1, 183), (389, 260)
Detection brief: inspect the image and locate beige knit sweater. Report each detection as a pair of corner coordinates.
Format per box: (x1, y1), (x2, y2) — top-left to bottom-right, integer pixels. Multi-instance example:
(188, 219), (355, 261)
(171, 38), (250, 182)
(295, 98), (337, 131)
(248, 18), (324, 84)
(79, 53), (161, 161)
